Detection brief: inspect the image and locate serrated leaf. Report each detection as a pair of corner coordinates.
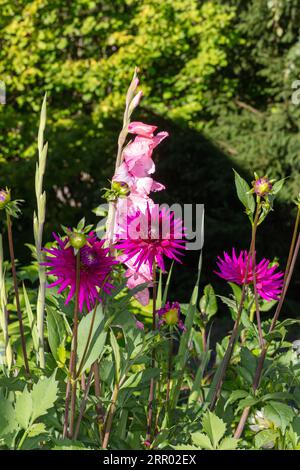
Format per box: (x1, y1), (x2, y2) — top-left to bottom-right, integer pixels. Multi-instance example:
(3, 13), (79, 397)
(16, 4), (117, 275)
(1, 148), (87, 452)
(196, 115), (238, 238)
(0, 399), (18, 437)
(30, 374), (58, 422)
(218, 436), (239, 450)
(191, 432), (213, 450)
(202, 411), (226, 448)
(15, 387), (33, 429)
(28, 422), (47, 438)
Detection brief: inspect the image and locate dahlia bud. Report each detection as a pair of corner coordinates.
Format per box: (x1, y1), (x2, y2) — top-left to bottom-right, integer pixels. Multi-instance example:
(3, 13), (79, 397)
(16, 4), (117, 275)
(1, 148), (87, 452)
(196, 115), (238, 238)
(0, 188), (11, 210)
(164, 307), (180, 326)
(252, 176), (273, 197)
(69, 232), (87, 249)
(111, 181), (130, 197)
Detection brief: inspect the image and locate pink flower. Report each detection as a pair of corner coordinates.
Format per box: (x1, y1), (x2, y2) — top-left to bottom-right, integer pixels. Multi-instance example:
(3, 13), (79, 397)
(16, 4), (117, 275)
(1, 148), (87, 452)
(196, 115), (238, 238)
(123, 132), (168, 177)
(135, 320), (145, 330)
(120, 253), (152, 306)
(44, 232), (116, 312)
(115, 204), (186, 274)
(128, 121), (158, 138)
(215, 248), (284, 301)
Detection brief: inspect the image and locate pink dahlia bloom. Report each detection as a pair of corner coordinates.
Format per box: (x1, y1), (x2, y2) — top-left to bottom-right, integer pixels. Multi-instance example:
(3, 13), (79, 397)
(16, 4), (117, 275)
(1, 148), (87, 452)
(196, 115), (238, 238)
(157, 301), (185, 331)
(44, 232), (116, 312)
(115, 205), (185, 274)
(215, 248), (284, 301)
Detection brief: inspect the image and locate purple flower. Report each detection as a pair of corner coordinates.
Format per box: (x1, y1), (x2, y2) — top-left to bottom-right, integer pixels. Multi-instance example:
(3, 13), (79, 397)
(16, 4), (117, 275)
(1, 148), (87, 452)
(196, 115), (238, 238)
(115, 205), (185, 274)
(215, 248), (284, 301)
(44, 232), (116, 312)
(0, 188), (10, 210)
(253, 176), (272, 197)
(157, 301), (185, 331)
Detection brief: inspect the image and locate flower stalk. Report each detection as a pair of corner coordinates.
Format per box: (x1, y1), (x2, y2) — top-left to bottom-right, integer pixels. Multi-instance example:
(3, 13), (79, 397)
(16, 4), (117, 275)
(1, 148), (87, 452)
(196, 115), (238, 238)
(145, 261), (157, 444)
(208, 202), (261, 409)
(6, 212), (30, 374)
(0, 234), (12, 369)
(234, 208), (300, 438)
(34, 93), (48, 368)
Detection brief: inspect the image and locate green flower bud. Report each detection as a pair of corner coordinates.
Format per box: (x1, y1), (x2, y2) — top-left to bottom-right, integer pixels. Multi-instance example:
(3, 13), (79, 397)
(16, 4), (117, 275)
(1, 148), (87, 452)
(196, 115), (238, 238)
(112, 181), (130, 197)
(69, 232), (87, 249)
(0, 188), (11, 210)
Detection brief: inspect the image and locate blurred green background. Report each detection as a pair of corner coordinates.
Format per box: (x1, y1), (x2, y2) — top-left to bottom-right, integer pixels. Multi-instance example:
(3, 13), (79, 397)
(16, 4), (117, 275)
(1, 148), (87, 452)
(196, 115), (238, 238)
(0, 0), (299, 314)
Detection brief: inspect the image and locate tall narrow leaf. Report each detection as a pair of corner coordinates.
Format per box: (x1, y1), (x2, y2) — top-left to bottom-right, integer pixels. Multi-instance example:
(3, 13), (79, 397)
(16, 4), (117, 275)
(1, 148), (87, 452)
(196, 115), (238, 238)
(34, 93), (48, 368)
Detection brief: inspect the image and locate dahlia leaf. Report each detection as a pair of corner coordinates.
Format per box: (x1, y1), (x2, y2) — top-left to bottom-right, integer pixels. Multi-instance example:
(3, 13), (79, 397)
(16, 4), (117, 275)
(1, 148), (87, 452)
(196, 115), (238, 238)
(46, 306), (66, 362)
(77, 306), (107, 372)
(233, 169), (255, 215)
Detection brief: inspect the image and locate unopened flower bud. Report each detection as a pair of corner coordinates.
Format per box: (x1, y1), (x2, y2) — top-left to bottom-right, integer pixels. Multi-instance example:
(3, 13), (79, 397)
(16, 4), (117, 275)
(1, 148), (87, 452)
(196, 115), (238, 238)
(112, 181), (130, 197)
(252, 176), (272, 197)
(69, 232), (87, 249)
(0, 188), (11, 210)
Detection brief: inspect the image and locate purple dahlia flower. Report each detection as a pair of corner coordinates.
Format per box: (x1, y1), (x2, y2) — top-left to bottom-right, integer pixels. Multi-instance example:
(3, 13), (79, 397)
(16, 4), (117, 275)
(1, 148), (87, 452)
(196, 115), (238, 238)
(215, 248), (284, 301)
(44, 231), (116, 312)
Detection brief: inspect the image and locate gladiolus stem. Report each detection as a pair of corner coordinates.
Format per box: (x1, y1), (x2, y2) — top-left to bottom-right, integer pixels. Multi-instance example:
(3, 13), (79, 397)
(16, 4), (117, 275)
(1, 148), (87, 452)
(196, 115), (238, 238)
(6, 212), (30, 375)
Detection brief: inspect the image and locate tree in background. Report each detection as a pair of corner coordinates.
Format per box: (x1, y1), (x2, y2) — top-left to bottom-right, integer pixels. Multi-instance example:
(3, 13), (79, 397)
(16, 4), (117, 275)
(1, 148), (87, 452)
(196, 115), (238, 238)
(0, 0), (299, 305)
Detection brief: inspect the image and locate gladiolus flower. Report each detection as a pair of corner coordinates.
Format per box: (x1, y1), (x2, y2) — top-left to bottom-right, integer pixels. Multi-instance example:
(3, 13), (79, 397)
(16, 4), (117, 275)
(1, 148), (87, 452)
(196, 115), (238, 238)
(44, 232), (116, 312)
(215, 248), (284, 301)
(128, 121), (158, 138)
(115, 205), (185, 274)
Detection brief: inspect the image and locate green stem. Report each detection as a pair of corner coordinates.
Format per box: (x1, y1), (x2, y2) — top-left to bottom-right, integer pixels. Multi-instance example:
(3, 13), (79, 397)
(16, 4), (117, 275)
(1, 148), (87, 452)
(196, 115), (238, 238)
(146, 261), (157, 444)
(62, 251), (80, 439)
(234, 211), (300, 439)
(69, 251), (81, 439)
(6, 212), (30, 375)
(209, 202), (261, 410)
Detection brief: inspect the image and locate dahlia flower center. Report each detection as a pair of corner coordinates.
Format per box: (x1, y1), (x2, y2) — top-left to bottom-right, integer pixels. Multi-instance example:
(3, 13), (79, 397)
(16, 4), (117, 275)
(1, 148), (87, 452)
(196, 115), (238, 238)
(164, 308), (179, 326)
(81, 247), (100, 268)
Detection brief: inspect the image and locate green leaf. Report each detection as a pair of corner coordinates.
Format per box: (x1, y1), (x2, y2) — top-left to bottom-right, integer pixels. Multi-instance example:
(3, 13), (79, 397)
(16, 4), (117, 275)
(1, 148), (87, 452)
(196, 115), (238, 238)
(254, 429), (278, 449)
(264, 401), (295, 432)
(0, 399), (18, 438)
(233, 169), (255, 214)
(46, 306), (66, 362)
(199, 284), (218, 319)
(28, 422), (47, 438)
(191, 432), (213, 450)
(15, 387), (33, 429)
(77, 305), (107, 372)
(224, 390), (249, 409)
(201, 411), (226, 449)
(218, 436), (239, 450)
(110, 328), (121, 384)
(31, 374), (58, 422)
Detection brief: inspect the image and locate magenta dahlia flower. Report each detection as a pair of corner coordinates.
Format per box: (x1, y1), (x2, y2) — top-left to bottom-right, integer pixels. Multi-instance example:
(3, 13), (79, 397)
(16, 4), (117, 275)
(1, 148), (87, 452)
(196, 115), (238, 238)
(215, 248), (284, 301)
(44, 232), (116, 312)
(115, 205), (185, 273)
(157, 301), (185, 331)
